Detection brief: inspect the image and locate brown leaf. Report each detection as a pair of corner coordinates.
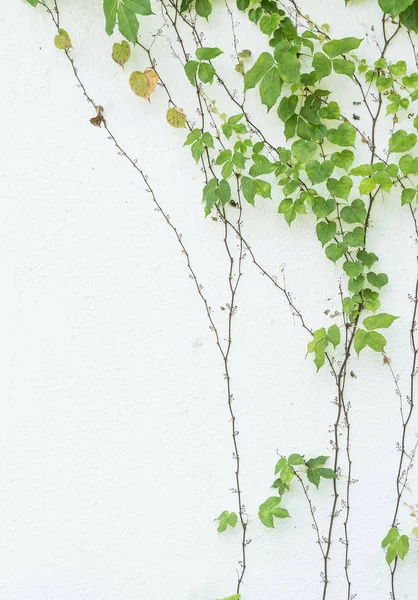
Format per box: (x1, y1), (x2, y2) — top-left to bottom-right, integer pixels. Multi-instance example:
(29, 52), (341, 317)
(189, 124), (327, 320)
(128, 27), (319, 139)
(144, 68), (159, 102)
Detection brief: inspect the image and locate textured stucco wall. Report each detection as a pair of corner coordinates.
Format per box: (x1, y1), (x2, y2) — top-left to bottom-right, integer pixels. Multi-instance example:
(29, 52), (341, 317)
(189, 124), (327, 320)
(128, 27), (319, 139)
(1, 0), (418, 598)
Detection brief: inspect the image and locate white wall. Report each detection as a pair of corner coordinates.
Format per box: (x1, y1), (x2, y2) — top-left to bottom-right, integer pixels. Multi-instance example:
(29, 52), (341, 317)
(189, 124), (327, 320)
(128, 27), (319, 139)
(1, 0), (418, 598)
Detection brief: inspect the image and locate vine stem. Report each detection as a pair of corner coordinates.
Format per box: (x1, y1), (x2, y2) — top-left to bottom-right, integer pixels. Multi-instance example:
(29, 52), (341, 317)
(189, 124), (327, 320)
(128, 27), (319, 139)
(37, 0), (248, 591)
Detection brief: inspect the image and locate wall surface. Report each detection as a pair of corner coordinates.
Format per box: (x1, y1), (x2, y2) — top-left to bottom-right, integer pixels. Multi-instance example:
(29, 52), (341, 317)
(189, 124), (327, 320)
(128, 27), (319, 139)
(1, 0), (418, 599)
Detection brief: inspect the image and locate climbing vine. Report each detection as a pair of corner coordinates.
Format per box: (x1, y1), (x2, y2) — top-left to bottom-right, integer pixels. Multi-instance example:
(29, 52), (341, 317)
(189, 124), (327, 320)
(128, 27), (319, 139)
(20, 0), (418, 598)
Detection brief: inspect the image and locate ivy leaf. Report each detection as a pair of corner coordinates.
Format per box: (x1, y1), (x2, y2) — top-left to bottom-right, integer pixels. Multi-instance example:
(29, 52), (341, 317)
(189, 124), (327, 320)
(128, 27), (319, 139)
(312, 52), (332, 80)
(382, 527), (410, 564)
(112, 40), (131, 67)
(402, 188), (417, 205)
(363, 313), (399, 330)
(129, 71), (148, 97)
(260, 67), (282, 111)
(276, 52), (301, 84)
(340, 199), (366, 224)
(331, 150), (355, 170)
(399, 154), (418, 174)
(326, 242), (348, 263)
(54, 28), (72, 50)
(244, 52), (275, 90)
(277, 95), (298, 122)
(217, 596), (241, 600)
(166, 107), (187, 128)
(343, 261), (363, 277)
(195, 47), (223, 60)
(292, 139), (317, 163)
(323, 37), (362, 58)
(327, 176), (353, 200)
(25, 0), (39, 5)
(196, 0), (212, 18)
(328, 324), (341, 348)
(117, 4), (139, 42)
(312, 196), (336, 218)
(180, 0), (194, 10)
(400, 1), (418, 31)
(357, 250), (378, 269)
(305, 160), (334, 184)
(359, 177), (377, 195)
(184, 60), (199, 85)
(378, 0), (415, 16)
(345, 226), (364, 247)
(355, 329), (387, 353)
(327, 123), (356, 147)
(215, 510), (238, 533)
(198, 62), (216, 83)
(389, 130), (417, 153)
(333, 58), (355, 77)
(307, 328), (328, 370)
(288, 453), (305, 465)
(316, 221), (337, 246)
(259, 496), (290, 528)
(241, 176), (257, 205)
(367, 272), (389, 288)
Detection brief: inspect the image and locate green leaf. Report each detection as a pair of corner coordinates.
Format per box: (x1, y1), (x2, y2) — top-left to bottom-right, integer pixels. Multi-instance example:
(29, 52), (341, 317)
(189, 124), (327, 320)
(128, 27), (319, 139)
(363, 313), (399, 330)
(195, 47), (223, 60)
(400, 1), (418, 31)
(399, 154), (418, 174)
(104, 0), (118, 35)
(54, 28), (72, 50)
(402, 188), (416, 205)
(331, 150), (355, 170)
(357, 250), (378, 269)
(217, 595), (241, 600)
(117, 4), (139, 42)
(307, 327), (328, 370)
(305, 160), (334, 184)
(367, 272), (388, 288)
(378, 0), (415, 16)
(341, 199), (366, 224)
(195, 0), (212, 18)
(276, 52), (301, 84)
(244, 52), (275, 90)
(318, 101), (340, 120)
(312, 196), (336, 218)
(277, 95), (298, 122)
(259, 497), (290, 528)
(198, 62), (216, 84)
(389, 130), (417, 153)
(323, 37), (362, 58)
(325, 242), (348, 263)
(215, 510), (238, 533)
(333, 58), (355, 77)
(328, 324), (341, 348)
(345, 226), (364, 247)
(260, 67), (282, 111)
(288, 453), (305, 465)
(316, 220), (337, 246)
(382, 527), (410, 564)
(359, 177), (377, 195)
(184, 60), (199, 85)
(327, 123), (356, 147)
(343, 261), (363, 277)
(313, 52), (332, 80)
(123, 0), (152, 15)
(292, 139), (317, 163)
(25, 0), (39, 5)
(112, 40), (131, 67)
(241, 176), (256, 205)
(327, 176), (353, 200)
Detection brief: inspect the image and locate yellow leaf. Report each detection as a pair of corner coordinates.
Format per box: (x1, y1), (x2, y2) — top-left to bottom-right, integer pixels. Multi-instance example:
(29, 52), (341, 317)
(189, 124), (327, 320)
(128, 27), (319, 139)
(112, 40), (131, 68)
(166, 107), (187, 128)
(144, 68), (159, 101)
(54, 28), (72, 50)
(129, 71), (148, 98)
